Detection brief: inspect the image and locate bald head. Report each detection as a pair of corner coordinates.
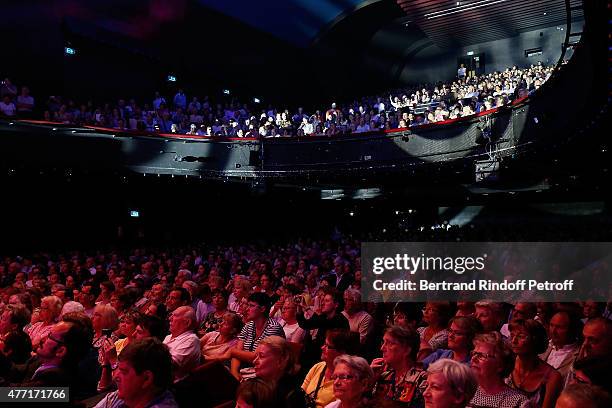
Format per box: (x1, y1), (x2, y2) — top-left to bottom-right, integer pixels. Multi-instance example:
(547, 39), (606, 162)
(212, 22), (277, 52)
(169, 306), (196, 337)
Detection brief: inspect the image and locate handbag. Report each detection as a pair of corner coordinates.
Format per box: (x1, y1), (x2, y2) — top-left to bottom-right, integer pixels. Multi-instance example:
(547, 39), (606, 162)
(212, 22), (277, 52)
(304, 365), (326, 408)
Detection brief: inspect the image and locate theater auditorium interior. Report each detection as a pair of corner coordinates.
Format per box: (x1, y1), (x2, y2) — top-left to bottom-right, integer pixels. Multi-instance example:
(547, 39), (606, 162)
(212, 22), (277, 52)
(0, 0), (610, 407)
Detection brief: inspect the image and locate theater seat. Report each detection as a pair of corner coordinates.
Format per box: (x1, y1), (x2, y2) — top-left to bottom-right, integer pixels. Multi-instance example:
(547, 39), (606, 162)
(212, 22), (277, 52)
(173, 360), (239, 408)
(287, 341), (303, 360)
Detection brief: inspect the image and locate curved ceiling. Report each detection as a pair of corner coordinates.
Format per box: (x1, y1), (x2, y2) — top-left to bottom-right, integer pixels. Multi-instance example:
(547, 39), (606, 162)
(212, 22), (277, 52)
(397, 0), (584, 48)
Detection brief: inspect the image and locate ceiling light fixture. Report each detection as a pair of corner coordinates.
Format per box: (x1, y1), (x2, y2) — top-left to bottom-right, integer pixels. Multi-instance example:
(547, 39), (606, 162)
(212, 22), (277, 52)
(425, 0), (507, 20)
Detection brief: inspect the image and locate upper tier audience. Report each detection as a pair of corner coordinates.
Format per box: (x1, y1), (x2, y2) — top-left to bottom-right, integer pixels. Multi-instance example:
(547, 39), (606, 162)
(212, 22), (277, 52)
(1, 63), (555, 137)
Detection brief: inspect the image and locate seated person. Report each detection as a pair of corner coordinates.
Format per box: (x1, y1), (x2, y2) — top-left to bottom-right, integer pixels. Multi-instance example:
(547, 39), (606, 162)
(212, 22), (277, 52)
(22, 319), (91, 403)
(0, 331), (32, 384)
(200, 312), (242, 362)
(571, 356), (612, 395)
(539, 311), (581, 382)
(278, 299), (306, 344)
(296, 288), (349, 365)
(235, 378), (275, 408)
(134, 315), (168, 341)
(417, 302), (453, 360)
(163, 306), (201, 382)
(371, 325), (427, 407)
(302, 329), (359, 408)
(341, 289), (374, 346)
(555, 383), (612, 408)
(0, 304), (31, 343)
(424, 359), (478, 408)
(506, 319), (563, 408)
(422, 316), (481, 369)
(26, 295), (62, 350)
(474, 301), (506, 334)
(224, 293), (285, 380)
(325, 354), (374, 408)
(94, 338), (178, 408)
(468, 332), (530, 408)
(251, 336), (306, 407)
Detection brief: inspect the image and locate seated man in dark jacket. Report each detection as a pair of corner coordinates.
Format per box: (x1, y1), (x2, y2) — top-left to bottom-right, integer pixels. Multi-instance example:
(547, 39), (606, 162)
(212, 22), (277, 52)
(21, 319), (90, 401)
(296, 287), (349, 366)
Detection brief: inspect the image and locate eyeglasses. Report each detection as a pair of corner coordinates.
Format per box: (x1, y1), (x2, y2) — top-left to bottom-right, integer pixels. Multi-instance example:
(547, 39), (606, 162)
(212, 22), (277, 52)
(47, 333), (65, 345)
(470, 351), (496, 361)
(331, 374), (355, 381)
(448, 328), (468, 337)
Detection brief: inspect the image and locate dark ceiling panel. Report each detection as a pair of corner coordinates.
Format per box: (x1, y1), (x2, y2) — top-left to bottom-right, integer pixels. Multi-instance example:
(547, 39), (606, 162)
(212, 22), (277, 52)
(396, 0), (584, 48)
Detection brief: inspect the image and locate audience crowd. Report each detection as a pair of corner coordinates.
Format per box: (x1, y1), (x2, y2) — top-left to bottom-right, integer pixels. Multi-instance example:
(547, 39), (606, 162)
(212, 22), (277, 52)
(0, 229), (611, 408)
(0, 62), (554, 137)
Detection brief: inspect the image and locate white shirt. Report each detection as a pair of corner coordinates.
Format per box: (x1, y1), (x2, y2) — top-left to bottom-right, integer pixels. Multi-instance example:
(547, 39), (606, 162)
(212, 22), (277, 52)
(302, 122), (314, 135)
(278, 319), (306, 343)
(546, 342), (579, 369)
(341, 310), (374, 344)
(163, 331), (201, 382)
(324, 400), (341, 408)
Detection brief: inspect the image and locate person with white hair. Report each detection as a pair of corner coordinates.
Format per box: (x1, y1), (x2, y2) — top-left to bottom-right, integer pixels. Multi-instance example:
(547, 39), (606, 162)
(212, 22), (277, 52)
(163, 305), (201, 382)
(341, 289), (373, 345)
(60, 300), (85, 317)
(324, 354), (374, 408)
(424, 359), (478, 408)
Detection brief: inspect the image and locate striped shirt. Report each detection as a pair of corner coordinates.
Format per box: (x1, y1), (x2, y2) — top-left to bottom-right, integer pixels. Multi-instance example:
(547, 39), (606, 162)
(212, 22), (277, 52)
(238, 318), (285, 352)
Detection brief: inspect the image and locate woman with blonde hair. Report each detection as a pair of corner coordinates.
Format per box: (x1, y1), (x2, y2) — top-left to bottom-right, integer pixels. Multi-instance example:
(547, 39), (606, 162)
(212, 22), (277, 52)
(26, 295), (62, 349)
(92, 303), (118, 365)
(252, 335), (306, 407)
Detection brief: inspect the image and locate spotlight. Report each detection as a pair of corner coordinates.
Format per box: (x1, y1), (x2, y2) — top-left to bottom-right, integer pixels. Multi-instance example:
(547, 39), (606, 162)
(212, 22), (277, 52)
(253, 97), (261, 104)
(349, 211), (354, 217)
(223, 89), (231, 95)
(167, 75), (177, 82)
(64, 47), (76, 56)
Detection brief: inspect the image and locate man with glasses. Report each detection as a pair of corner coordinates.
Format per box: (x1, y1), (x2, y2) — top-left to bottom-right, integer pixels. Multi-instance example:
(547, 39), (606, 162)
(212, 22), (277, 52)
(22, 320), (90, 391)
